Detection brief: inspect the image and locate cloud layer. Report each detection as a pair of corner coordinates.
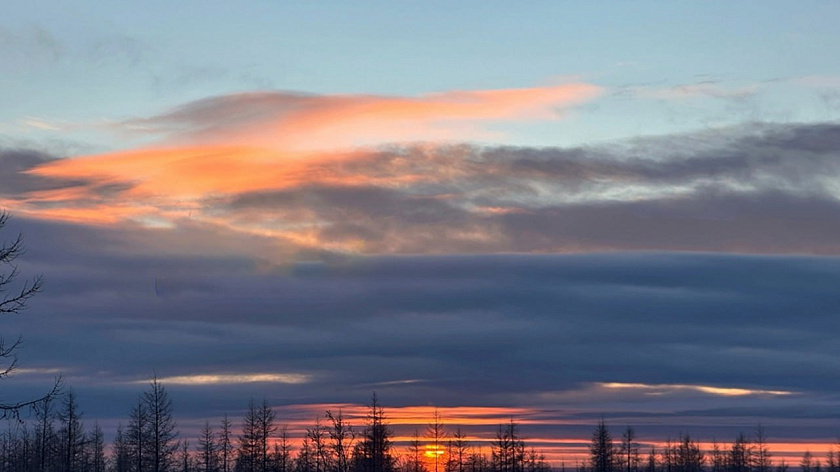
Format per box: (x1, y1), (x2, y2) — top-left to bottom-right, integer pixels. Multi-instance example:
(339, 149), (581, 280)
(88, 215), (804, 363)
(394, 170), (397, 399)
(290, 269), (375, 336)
(5, 119), (840, 257)
(4, 225), (840, 456)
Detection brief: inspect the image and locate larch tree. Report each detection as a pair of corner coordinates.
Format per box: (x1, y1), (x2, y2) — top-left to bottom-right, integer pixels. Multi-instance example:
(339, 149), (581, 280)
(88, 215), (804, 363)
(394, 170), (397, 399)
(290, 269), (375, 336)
(801, 451), (813, 472)
(127, 398), (149, 472)
(143, 376), (179, 472)
(35, 394), (56, 472)
(710, 441), (724, 472)
(646, 448), (658, 472)
(219, 414), (234, 472)
(492, 419), (525, 472)
(729, 433), (752, 472)
(238, 399), (261, 472)
(619, 427), (640, 472)
(406, 430), (427, 472)
(352, 393), (396, 472)
(197, 421), (219, 472)
(114, 423), (133, 472)
(0, 211), (59, 418)
(58, 390), (85, 472)
(754, 425), (772, 472)
(589, 420), (616, 472)
(90, 422), (107, 472)
(445, 428), (468, 472)
(272, 426), (294, 472)
(674, 435), (703, 472)
(426, 409), (447, 472)
(180, 440), (192, 472)
(306, 418), (330, 472)
(827, 440), (840, 472)
(326, 410), (354, 472)
(257, 400), (277, 472)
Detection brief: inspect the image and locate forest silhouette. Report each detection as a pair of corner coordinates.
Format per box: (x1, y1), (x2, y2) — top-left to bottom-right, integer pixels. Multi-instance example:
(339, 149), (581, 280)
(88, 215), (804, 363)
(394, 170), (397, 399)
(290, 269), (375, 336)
(0, 384), (837, 472)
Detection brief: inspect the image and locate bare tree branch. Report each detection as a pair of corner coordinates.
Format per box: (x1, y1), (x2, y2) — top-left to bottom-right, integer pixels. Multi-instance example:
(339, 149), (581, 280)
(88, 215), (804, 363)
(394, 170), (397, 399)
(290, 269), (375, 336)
(0, 209), (59, 418)
(0, 375), (63, 421)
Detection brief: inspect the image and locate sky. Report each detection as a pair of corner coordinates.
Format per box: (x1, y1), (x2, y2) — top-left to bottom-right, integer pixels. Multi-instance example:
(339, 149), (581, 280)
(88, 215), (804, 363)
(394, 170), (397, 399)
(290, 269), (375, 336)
(3, 0), (840, 465)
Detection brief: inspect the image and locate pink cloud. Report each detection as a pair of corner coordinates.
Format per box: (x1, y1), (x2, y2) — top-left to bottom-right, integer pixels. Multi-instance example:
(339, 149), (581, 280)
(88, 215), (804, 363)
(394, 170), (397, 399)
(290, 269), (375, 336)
(121, 83), (603, 151)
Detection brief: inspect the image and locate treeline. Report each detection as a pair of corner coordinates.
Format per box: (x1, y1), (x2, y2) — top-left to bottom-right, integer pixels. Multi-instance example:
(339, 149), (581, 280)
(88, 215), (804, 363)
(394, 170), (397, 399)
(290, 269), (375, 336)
(4, 382), (839, 472)
(0, 383), (551, 472)
(584, 420), (840, 472)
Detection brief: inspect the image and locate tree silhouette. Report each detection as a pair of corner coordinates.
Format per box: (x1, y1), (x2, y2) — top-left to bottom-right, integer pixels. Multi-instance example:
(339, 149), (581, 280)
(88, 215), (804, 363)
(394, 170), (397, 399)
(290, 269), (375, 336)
(426, 409), (446, 472)
(0, 211), (59, 417)
(619, 427), (640, 472)
(589, 419), (616, 472)
(143, 376), (179, 472)
(219, 414), (234, 472)
(58, 390), (85, 472)
(326, 410), (354, 472)
(754, 425), (772, 472)
(352, 393), (396, 472)
(197, 420), (219, 472)
(492, 419), (525, 472)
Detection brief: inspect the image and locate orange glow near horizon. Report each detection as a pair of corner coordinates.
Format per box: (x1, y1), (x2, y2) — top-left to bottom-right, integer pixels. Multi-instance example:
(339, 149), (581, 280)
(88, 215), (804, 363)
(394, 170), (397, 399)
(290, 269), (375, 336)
(273, 404), (554, 427)
(258, 427), (839, 468)
(239, 403), (840, 467)
(257, 432), (840, 469)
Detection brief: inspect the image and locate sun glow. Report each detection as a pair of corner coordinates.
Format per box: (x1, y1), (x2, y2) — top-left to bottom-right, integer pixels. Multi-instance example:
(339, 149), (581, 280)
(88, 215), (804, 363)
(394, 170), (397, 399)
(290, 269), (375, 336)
(424, 444), (446, 458)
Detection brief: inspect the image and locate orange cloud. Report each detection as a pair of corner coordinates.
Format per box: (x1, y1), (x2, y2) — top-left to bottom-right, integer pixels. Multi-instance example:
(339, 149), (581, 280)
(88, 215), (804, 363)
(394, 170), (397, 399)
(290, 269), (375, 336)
(273, 404), (548, 428)
(124, 83), (602, 151)
(16, 83), (601, 245)
(26, 146), (360, 199)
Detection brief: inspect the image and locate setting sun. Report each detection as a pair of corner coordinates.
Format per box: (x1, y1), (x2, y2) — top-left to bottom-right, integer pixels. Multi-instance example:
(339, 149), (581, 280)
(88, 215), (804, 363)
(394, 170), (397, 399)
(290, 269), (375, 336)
(424, 444), (446, 458)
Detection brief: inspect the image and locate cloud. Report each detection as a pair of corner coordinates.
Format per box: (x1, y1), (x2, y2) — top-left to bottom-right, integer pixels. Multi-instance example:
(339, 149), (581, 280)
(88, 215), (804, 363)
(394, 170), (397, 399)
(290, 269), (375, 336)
(142, 373), (311, 385)
(0, 148), (83, 197)
(628, 81), (758, 101)
(117, 84), (602, 150)
(598, 382), (794, 397)
(23, 117), (62, 131)
(3, 121), (840, 256)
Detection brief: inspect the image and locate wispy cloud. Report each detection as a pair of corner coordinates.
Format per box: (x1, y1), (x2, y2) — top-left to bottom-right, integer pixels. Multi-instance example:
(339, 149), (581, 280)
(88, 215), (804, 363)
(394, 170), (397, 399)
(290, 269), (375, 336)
(23, 117), (62, 131)
(14, 367), (65, 375)
(628, 82), (757, 101)
(117, 84), (602, 151)
(599, 382), (794, 397)
(136, 373), (311, 385)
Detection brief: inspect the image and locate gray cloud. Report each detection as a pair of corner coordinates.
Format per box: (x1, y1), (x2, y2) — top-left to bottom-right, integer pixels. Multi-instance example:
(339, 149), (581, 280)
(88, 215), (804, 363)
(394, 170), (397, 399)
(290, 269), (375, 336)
(0, 149), (63, 195)
(206, 121), (840, 255)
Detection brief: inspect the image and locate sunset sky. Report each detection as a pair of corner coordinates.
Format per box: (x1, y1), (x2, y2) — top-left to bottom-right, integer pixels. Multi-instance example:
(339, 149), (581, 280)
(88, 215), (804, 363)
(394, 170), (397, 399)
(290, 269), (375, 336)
(3, 1), (840, 464)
